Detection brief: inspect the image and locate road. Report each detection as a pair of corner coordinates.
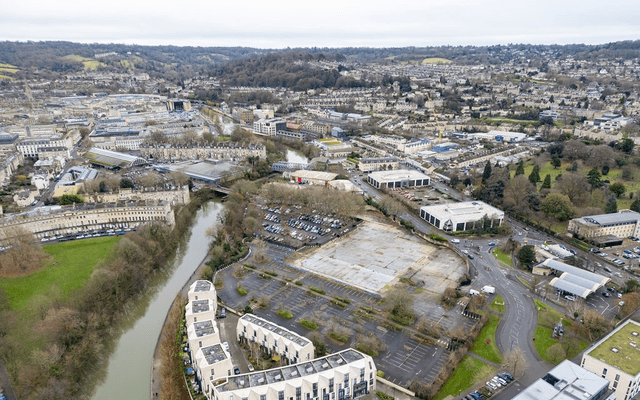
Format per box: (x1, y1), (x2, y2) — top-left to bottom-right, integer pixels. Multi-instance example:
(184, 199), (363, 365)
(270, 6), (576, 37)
(348, 171), (554, 394)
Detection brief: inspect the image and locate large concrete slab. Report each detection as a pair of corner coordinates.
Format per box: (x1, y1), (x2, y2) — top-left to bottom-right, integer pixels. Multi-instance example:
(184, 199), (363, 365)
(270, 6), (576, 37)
(287, 219), (466, 294)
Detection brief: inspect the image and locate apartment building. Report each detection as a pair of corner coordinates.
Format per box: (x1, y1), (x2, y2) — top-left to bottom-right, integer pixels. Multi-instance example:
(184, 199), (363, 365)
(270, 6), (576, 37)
(212, 349), (376, 400)
(581, 320), (640, 400)
(357, 157), (400, 172)
(237, 314), (314, 365)
(367, 169), (430, 190)
(139, 143), (266, 162)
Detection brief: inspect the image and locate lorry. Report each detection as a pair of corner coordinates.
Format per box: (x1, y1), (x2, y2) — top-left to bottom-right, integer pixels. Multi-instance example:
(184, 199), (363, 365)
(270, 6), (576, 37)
(482, 285), (496, 294)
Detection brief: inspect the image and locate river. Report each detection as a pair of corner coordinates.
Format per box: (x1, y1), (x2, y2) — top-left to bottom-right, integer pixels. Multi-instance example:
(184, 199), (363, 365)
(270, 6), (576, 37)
(286, 149), (309, 164)
(92, 202), (223, 400)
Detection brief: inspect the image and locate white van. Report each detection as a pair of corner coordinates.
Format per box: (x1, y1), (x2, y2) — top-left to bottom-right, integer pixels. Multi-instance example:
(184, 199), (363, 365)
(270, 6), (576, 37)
(469, 289), (481, 296)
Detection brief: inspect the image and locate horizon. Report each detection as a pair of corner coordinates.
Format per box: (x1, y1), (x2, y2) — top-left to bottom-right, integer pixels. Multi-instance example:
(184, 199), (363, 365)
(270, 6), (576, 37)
(3, 0), (640, 49)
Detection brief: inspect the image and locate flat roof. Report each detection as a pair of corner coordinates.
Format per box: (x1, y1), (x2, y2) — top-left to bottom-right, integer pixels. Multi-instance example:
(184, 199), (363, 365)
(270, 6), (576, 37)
(84, 147), (146, 168)
(513, 360), (610, 400)
(421, 201), (504, 219)
(587, 319), (640, 376)
(368, 169), (429, 182)
(192, 280), (213, 292)
(199, 343), (228, 365)
(193, 320), (216, 338)
(290, 170), (338, 181)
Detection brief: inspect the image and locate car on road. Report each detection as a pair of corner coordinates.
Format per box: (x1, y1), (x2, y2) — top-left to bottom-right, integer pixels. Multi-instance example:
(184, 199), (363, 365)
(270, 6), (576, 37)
(450, 239), (460, 244)
(222, 342), (229, 351)
(217, 308), (226, 319)
(233, 366), (241, 375)
(487, 242), (496, 246)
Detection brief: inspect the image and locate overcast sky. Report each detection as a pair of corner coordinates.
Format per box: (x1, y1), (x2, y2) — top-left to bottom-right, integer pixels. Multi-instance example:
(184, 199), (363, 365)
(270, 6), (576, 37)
(2, 0), (640, 48)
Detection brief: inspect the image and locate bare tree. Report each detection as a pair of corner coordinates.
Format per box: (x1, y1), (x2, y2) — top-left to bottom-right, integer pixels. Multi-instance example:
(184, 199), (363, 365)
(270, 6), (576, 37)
(502, 347), (528, 377)
(546, 343), (566, 365)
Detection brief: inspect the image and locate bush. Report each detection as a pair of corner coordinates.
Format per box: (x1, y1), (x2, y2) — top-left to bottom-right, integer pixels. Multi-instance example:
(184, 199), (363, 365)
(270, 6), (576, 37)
(237, 286), (247, 296)
(376, 391), (392, 400)
(329, 332), (348, 343)
(310, 286), (326, 295)
(429, 233), (447, 242)
(295, 280), (303, 286)
(263, 270), (278, 277)
(259, 273), (272, 279)
(276, 309), (293, 319)
(300, 319), (318, 330)
(333, 296), (351, 304)
(243, 305), (253, 314)
(244, 264), (257, 270)
(330, 299), (347, 309)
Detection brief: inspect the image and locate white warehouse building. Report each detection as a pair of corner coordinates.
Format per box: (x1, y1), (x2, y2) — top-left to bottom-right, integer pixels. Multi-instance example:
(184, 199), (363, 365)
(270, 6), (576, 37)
(212, 349), (376, 400)
(420, 201), (504, 232)
(237, 314), (314, 365)
(366, 169), (430, 190)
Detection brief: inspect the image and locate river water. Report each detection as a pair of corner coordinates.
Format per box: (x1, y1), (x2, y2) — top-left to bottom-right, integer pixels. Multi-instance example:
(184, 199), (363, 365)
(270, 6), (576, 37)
(92, 202), (223, 400)
(286, 149), (308, 164)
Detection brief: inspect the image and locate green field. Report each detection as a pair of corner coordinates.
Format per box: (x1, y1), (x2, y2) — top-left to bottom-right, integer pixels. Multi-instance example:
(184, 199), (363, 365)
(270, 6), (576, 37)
(421, 57), (452, 64)
(0, 236), (120, 310)
(470, 314), (503, 364)
(63, 54), (105, 70)
(535, 299), (572, 328)
(490, 296), (504, 314)
(533, 326), (560, 362)
(434, 356), (494, 400)
(533, 301), (588, 364)
(493, 248), (513, 267)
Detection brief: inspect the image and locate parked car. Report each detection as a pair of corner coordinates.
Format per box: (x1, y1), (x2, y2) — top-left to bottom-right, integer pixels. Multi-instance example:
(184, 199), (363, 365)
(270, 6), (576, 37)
(564, 295), (576, 302)
(217, 308), (226, 319)
(248, 364), (255, 372)
(233, 366), (241, 375)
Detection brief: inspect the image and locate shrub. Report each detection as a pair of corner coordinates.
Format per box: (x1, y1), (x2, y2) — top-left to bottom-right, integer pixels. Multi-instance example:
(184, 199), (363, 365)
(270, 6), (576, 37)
(330, 300), (347, 309)
(329, 332), (348, 343)
(263, 270), (278, 277)
(244, 264), (257, 270)
(295, 280), (303, 286)
(300, 319), (318, 330)
(333, 296), (351, 304)
(237, 286), (247, 296)
(276, 309), (293, 319)
(310, 286), (326, 295)
(429, 233), (447, 242)
(259, 273), (272, 279)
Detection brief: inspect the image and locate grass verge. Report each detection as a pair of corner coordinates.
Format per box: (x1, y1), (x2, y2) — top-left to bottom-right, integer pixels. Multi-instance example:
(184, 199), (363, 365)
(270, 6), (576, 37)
(493, 248), (513, 267)
(490, 296), (504, 314)
(470, 314), (503, 364)
(434, 356), (494, 400)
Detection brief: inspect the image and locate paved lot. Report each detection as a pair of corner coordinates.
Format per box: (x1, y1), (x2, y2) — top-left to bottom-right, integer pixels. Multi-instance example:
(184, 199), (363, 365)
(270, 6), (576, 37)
(286, 218), (466, 294)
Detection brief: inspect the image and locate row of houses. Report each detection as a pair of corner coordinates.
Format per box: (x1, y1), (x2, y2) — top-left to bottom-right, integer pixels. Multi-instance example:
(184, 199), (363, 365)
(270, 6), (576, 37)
(184, 280), (377, 400)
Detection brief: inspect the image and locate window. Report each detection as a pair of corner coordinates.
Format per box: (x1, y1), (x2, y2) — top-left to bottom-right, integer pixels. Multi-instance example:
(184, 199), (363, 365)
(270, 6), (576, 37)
(313, 383), (318, 397)
(278, 391), (284, 400)
(199, 341), (202, 348)
(260, 395), (266, 400)
(329, 378), (334, 393)
(296, 387), (302, 400)
(602, 368), (608, 378)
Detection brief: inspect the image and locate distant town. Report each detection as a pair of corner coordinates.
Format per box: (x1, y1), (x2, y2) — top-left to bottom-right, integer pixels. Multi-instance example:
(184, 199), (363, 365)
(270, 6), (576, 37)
(1, 41), (640, 400)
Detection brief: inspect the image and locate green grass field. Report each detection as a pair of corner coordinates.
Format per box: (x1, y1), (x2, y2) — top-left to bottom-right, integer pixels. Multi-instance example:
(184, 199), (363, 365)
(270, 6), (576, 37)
(490, 296), (504, 314)
(0, 74), (13, 80)
(493, 248), (513, 267)
(63, 54), (105, 70)
(434, 356), (494, 400)
(0, 236), (120, 310)
(470, 314), (503, 364)
(533, 326), (558, 362)
(421, 57), (452, 64)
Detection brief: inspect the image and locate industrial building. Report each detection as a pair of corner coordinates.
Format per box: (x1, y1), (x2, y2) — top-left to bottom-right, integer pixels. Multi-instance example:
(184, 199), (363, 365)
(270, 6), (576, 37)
(581, 320), (640, 400)
(290, 170), (338, 185)
(568, 211), (640, 246)
(542, 259), (609, 299)
(513, 360), (614, 400)
(419, 201), (504, 233)
(366, 169), (430, 190)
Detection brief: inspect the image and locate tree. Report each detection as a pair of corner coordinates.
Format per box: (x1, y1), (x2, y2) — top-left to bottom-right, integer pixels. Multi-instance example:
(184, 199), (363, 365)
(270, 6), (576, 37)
(517, 245), (536, 270)
(528, 165), (540, 185)
(502, 347), (528, 378)
(515, 161), (525, 176)
(605, 195), (618, 214)
(59, 194), (84, 205)
(557, 173), (589, 205)
(99, 181), (107, 192)
(551, 156), (562, 169)
(119, 177), (134, 189)
(617, 138), (635, 154)
(541, 174), (552, 189)
(587, 168), (602, 189)
(541, 193), (574, 221)
(610, 182), (626, 198)
(546, 343), (566, 365)
(630, 198), (640, 212)
(582, 309), (612, 341)
(601, 164), (610, 176)
(482, 161), (492, 183)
